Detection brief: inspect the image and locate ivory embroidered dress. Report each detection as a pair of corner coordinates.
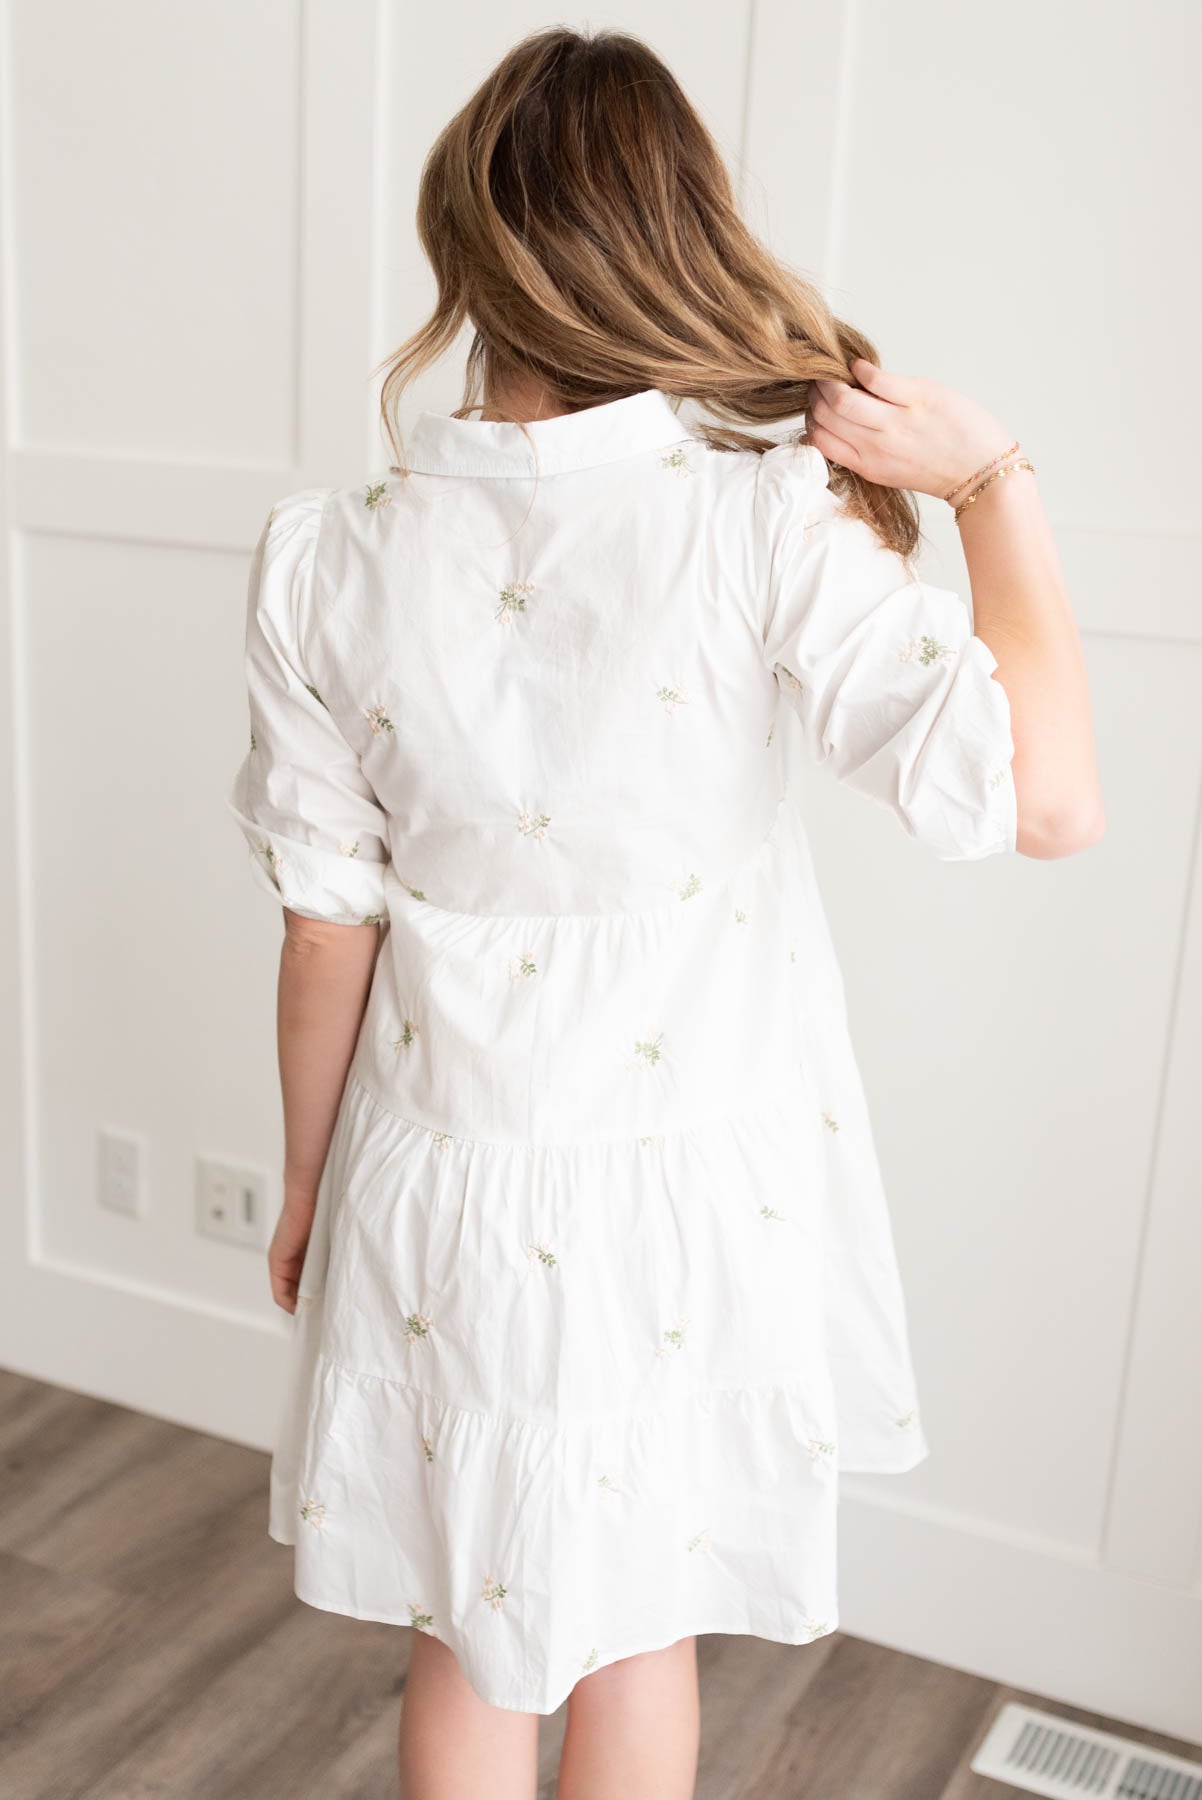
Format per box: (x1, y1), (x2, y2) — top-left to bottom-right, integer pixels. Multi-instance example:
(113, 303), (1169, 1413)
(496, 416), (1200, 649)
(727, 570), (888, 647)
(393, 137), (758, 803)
(227, 387), (1016, 1713)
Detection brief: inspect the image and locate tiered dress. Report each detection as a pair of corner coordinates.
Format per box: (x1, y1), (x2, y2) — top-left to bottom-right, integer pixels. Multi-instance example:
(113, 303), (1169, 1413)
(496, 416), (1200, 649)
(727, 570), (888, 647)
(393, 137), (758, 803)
(227, 387), (1016, 1713)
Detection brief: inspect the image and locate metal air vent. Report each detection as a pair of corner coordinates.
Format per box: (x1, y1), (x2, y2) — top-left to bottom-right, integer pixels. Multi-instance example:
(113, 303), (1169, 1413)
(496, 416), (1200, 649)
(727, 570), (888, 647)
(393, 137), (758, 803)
(970, 1702), (1202, 1798)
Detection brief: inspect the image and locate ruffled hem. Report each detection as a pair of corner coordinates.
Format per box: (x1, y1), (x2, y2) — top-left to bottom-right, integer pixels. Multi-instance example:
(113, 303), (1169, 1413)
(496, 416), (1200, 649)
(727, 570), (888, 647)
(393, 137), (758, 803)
(278, 1581), (841, 1716)
(270, 1347), (845, 1714)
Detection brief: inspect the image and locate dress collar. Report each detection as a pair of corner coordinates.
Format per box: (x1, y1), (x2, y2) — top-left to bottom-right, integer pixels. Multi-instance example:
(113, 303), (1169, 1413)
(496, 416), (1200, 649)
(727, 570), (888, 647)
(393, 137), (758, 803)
(401, 388), (689, 477)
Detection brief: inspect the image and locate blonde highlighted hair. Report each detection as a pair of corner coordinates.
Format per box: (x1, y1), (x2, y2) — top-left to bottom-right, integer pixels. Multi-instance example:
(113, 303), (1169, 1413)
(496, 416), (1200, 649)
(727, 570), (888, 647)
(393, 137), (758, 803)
(376, 26), (919, 558)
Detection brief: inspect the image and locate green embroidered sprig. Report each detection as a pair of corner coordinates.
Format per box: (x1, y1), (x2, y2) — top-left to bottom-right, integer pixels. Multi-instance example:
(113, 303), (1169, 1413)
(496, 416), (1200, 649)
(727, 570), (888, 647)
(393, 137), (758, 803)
(496, 580), (534, 622)
(481, 1575), (509, 1610)
(900, 634), (956, 667)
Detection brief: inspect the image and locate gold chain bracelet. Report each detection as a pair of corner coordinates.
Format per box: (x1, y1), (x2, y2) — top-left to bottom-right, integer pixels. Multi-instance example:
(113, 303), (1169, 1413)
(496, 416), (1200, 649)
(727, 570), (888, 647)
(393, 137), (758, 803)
(953, 457), (1035, 523)
(943, 439), (1021, 505)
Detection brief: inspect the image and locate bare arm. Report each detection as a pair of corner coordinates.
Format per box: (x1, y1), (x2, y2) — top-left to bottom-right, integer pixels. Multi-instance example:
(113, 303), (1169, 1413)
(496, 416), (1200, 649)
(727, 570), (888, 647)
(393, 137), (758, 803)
(267, 908), (381, 1312)
(809, 359), (1104, 860)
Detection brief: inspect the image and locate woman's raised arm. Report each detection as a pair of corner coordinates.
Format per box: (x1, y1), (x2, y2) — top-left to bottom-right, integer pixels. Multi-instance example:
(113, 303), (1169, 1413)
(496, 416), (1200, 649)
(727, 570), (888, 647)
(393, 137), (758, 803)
(809, 358), (1104, 860)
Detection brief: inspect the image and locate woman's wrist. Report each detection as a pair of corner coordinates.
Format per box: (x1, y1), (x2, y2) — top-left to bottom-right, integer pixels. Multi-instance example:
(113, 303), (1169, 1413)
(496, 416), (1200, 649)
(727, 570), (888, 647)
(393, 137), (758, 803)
(952, 452), (1036, 527)
(943, 438), (1021, 508)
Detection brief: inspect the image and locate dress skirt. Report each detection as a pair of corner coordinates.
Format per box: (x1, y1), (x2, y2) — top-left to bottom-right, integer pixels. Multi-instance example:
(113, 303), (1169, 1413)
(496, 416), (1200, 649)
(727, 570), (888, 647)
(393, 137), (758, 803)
(266, 802), (929, 1715)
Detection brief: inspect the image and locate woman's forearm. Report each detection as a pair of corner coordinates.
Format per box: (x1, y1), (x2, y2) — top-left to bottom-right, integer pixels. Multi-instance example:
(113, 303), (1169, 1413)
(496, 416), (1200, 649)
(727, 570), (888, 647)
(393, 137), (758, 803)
(277, 912), (381, 1203)
(809, 361), (1105, 863)
(957, 474), (1104, 859)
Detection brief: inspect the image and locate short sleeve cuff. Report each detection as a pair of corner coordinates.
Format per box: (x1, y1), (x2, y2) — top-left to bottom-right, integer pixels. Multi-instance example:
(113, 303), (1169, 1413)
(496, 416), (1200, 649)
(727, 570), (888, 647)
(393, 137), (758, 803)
(923, 633), (1018, 862)
(226, 796), (388, 925)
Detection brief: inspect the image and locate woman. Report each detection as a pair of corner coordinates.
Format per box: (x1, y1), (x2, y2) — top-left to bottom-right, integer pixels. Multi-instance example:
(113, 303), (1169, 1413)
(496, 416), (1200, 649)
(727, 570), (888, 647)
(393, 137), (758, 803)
(227, 26), (1101, 1800)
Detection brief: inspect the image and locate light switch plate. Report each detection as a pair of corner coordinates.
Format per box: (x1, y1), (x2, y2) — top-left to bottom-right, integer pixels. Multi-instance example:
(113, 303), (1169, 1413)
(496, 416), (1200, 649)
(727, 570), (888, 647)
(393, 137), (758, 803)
(195, 1157), (271, 1250)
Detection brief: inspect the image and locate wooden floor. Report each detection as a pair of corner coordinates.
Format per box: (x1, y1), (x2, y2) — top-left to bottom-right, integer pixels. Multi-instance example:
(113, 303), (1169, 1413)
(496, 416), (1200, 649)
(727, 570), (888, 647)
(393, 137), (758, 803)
(2, 1368), (1198, 1800)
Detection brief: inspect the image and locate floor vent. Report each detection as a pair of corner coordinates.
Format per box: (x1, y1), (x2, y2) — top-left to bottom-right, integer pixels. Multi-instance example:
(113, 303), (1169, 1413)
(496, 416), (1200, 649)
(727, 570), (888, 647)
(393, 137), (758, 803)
(970, 1702), (1202, 1799)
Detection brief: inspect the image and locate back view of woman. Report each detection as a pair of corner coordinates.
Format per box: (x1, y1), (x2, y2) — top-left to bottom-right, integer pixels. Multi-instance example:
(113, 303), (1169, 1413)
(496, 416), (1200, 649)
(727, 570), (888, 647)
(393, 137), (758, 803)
(228, 27), (1101, 1799)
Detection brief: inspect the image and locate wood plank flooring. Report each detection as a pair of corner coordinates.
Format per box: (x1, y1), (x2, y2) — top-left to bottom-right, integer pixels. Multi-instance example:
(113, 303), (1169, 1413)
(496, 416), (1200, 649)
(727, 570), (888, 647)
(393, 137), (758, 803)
(1, 1368), (1197, 1799)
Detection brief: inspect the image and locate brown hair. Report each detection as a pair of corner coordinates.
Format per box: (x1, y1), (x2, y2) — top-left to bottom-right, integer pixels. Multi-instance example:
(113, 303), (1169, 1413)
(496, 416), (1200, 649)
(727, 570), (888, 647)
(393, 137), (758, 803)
(375, 26), (919, 558)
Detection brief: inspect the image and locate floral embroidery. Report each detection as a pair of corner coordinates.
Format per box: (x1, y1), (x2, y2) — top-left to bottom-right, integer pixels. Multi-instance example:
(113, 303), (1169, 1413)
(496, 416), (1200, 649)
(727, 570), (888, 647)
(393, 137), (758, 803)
(895, 1407), (920, 1429)
(686, 1529), (712, 1553)
(496, 580), (534, 622)
(802, 1616), (833, 1642)
(765, 720), (775, 748)
(394, 1021), (419, 1051)
(362, 912), (384, 926)
(679, 873), (702, 900)
(255, 837), (283, 879)
(508, 953), (537, 980)
(304, 683), (326, 708)
(779, 666), (804, 695)
(250, 729), (257, 750)
(807, 1439), (836, 1463)
(634, 1032), (665, 1067)
(524, 1240), (558, 1269)
(638, 1133), (665, 1147)
(404, 1311), (433, 1343)
(821, 1110), (839, 1134)
(597, 1473), (622, 1493)
(299, 1499), (327, 1528)
(295, 1292), (316, 1308)
(481, 1575), (509, 1611)
(421, 1434), (435, 1462)
(660, 447), (694, 477)
(364, 482), (391, 511)
(986, 762), (1010, 791)
(517, 810), (551, 839)
(408, 1603), (435, 1632)
(734, 909), (747, 925)
(431, 1131), (453, 1151)
(403, 882), (427, 900)
(657, 683), (688, 714)
(339, 839), (360, 858)
(789, 946), (798, 964)
(656, 1318), (688, 1356)
(900, 634), (956, 666)
(365, 702), (394, 735)
(759, 1203), (785, 1221)
(581, 1647), (600, 1673)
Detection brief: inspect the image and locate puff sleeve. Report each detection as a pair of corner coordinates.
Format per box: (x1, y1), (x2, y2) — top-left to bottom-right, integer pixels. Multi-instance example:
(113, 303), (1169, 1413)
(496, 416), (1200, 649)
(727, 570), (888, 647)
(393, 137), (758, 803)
(755, 441), (1017, 861)
(226, 490), (391, 925)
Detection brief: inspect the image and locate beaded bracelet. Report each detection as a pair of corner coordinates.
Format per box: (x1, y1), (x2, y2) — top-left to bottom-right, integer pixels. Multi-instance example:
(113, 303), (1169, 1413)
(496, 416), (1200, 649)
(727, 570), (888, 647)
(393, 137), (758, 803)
(942, 439), (1020, 505)
(953, 457), (1035, 524)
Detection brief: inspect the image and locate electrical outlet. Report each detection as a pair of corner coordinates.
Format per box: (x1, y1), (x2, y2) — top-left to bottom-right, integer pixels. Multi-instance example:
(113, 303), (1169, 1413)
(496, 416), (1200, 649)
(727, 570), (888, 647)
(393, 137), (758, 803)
(195, 1157), (271, 1250)
(98, 1129), (147, 1217)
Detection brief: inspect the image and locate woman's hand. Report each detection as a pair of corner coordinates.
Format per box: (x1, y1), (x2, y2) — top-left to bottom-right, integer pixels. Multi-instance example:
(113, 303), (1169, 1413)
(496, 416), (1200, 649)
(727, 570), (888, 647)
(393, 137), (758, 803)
(267, 1190), (317, 1314)
(808, 358), (1015, 500)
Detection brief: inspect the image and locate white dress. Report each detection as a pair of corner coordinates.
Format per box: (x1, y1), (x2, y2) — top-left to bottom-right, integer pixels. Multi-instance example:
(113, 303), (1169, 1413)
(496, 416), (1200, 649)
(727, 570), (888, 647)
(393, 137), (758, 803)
(227, 387), (1016, 1713)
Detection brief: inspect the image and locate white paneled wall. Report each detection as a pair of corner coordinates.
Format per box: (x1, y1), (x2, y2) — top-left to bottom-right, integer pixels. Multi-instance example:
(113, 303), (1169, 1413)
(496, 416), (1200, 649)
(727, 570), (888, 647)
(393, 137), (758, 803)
(1, 0), (1198, 1737)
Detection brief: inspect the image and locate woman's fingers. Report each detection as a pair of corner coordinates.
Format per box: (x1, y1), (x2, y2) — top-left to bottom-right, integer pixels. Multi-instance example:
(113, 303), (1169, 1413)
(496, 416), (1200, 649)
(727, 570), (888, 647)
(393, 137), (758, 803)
(805, 418), (861, 472)
(850, 357), (916, 404)
(812, 378), (891, 431)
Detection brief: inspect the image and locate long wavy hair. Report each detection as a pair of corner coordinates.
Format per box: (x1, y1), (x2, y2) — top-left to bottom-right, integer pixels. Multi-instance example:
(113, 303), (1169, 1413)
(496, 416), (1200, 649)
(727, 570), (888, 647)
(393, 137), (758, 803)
(375, 26), (919, 558)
